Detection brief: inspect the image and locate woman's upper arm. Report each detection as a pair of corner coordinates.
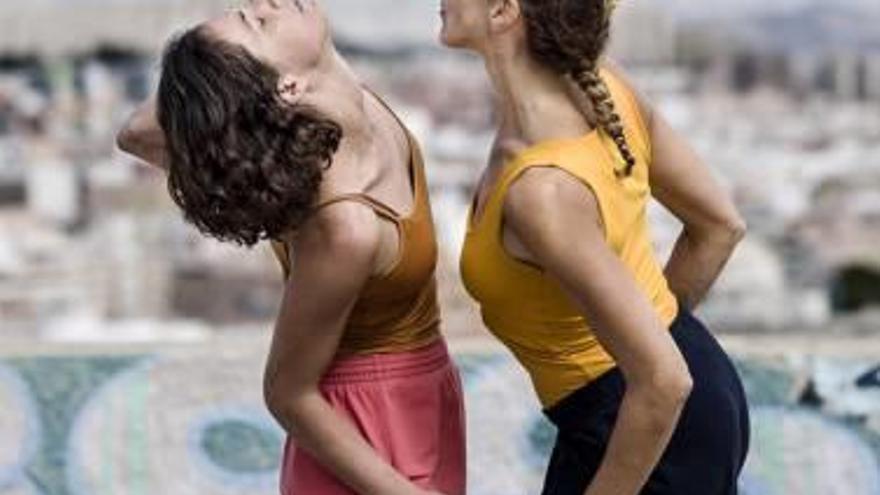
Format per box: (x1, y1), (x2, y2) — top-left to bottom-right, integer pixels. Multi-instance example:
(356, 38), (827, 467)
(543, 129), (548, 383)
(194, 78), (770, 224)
(646, 109), (745, 235)
(263, 204), (380, 402)
(603, 63), (745, 235)
(504, 169), (688, 384)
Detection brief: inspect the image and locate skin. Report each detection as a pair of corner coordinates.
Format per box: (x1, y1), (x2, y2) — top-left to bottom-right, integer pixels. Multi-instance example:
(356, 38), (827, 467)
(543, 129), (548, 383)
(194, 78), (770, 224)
(117, 1), (443, 493)
(440, 0), (745, 494)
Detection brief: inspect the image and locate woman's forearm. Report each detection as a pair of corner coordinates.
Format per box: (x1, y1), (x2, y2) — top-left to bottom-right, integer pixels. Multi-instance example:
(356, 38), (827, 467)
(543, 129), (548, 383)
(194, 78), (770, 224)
(584, 380), (691, 495)
(663, 223), (745, 310)
(269, 391), (425, 495)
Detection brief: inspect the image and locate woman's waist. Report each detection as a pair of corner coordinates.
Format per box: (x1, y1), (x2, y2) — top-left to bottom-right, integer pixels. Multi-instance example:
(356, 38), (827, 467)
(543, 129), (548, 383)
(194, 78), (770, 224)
(322, 335), (450, 384)
(513, 344), (618, 408)
(479, 297), (678, 362)
(484, 304), (682, 407)
(339, 296), (441, 348)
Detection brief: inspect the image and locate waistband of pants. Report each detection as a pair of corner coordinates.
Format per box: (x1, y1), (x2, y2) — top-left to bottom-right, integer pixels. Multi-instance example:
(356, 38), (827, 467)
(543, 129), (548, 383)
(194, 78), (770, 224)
(320, 337), (452, 385)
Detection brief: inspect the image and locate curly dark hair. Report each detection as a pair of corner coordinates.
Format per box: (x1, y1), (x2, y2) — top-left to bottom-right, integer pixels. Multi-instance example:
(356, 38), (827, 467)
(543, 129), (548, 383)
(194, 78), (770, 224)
(519, 0), (636, 176)
(157, 27), (342, 247)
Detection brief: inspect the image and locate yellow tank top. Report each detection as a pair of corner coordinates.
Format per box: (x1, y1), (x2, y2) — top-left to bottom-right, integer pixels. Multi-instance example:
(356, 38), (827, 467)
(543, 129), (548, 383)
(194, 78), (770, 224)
(269, 93), (441, 357)
(459, 69), (679, 408)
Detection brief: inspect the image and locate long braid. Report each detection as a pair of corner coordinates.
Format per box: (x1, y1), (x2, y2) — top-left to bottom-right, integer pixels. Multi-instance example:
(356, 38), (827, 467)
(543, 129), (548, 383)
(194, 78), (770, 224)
(521, 0), (636, 176)
(571, 63), (637, 176)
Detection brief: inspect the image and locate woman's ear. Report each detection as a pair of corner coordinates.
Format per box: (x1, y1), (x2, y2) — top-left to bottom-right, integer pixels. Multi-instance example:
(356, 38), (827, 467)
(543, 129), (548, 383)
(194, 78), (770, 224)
(276, 73), (309, 105)
(488, 0), (522, 34)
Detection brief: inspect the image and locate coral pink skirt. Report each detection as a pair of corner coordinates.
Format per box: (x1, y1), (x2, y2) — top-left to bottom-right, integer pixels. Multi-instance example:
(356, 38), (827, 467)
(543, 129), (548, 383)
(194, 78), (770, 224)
(279, 338), (466, 494)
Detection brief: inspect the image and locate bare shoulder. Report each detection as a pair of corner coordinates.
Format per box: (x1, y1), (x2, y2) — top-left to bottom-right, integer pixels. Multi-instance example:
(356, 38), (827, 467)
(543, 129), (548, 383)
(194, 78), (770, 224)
(292, 201), (381, 267)
(504, 166), (602, 233)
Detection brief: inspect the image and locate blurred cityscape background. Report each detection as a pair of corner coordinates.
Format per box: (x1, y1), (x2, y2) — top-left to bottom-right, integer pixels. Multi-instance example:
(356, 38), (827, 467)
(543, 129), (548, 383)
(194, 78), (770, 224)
(1, 1), (880, 494)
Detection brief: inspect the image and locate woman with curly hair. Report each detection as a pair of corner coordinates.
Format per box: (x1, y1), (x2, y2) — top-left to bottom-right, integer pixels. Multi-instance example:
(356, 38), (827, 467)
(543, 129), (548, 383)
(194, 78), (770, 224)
(439, 0), (750, 493)
(116, 1), (465, 494)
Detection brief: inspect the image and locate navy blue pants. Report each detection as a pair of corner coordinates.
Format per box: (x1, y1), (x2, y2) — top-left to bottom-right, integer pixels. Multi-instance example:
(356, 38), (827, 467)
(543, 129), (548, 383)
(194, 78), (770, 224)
(541, 306), (750, 495)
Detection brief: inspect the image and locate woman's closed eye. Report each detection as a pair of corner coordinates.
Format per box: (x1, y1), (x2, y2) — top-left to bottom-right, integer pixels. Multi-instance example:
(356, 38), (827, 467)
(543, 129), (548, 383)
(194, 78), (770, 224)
(236, 9), (257, 30)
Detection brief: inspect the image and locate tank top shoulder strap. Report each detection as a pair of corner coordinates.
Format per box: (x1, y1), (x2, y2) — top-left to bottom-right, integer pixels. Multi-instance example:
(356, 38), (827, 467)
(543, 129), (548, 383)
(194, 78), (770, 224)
(267, 192), (400, 281)
(316, 193), (402, 223)
(360, 84), (427, 217)
(599, 67), (652, 164)
(503, 139), (605, 190)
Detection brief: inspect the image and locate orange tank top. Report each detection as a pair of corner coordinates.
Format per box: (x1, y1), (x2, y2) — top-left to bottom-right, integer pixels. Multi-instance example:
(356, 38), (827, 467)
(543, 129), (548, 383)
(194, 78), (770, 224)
(460, 69), (679, 408)
(269, 96), (441, 356)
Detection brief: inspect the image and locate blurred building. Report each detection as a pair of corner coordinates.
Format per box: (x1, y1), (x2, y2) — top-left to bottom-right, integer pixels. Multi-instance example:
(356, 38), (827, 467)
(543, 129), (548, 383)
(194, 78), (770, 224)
(794, 174), (880, 315)
(0, 0), (231, 56)
(0, 0), (879, 340)
(610, 2), (678, 66)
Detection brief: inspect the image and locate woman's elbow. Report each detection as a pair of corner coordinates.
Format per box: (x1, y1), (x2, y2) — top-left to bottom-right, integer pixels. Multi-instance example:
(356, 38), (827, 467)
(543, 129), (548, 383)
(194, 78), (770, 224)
(263, 388), (283, 418)
(638, 365), (693, 413)
(666, 369), (694, 406)
(692, 213), (747, 247)
(263, 378), (315, 436)
(655, 364), (693, 406)
(116, 125), (143, 157)
(263, 378), (294, 428)
(723, 214), (748, 245)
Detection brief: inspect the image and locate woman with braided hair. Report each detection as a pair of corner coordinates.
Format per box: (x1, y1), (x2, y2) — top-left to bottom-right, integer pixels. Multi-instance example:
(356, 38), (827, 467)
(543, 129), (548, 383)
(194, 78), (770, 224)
(440, 0), (750, 493)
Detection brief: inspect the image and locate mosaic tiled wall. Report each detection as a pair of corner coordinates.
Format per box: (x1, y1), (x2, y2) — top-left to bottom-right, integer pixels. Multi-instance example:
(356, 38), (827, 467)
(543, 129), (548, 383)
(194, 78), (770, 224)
(1, 347), (879, 495)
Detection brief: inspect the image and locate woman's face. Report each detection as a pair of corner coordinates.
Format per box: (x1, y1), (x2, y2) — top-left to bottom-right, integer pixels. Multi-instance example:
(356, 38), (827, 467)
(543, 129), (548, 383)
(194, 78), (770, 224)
(203, 0), (330, 78)
(438, 0), (491, 50)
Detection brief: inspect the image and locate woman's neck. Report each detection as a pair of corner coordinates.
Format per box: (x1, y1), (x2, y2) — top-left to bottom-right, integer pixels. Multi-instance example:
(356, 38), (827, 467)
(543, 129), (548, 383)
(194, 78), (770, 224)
(308, 51), (389, 198)
(481, 40), (594, 151)
(318, 52), (378, 160)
